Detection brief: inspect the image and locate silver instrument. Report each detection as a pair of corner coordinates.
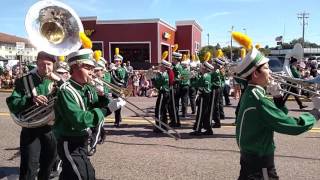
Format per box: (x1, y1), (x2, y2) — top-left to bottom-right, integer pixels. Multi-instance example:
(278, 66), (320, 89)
(25, 0), (84, 56)
(11, 0), (83, 128)
(11, 96), (57, 128)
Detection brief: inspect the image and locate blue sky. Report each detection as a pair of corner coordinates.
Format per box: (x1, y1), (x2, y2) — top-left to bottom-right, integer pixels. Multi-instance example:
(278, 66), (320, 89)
(0, 0), (319, 48)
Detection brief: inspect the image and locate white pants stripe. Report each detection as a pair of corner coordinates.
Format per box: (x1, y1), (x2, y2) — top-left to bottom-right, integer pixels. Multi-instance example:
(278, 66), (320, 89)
(63, 141), (82, 180)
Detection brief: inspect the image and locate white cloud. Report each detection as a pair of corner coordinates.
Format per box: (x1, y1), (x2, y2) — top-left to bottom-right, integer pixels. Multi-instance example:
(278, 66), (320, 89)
(203, 11), (232, 21)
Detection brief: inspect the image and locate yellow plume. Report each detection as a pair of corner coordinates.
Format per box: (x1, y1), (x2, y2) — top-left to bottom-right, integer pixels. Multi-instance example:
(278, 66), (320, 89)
(216, 49), (224, 58)
(79, 32), (92, 49)
(195, 54), (200, 61)
(191, 54), (196, 61)
(162, 51), (168, 60)
(58, 56), (65, 62)
(115, 48), (120, 55)
(187, 53), (190, 60)
(240, 48), (246, 59)
(204, 52), (211, 61)
(232, 31), (252, 50)
(172, 44), (179, 52)
(93, 50), (102, 61)
(255, 44), (261, 49)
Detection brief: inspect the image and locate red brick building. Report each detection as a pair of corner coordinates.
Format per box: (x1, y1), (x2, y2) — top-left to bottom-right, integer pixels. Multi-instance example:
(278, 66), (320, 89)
(81, 16), (202, 69)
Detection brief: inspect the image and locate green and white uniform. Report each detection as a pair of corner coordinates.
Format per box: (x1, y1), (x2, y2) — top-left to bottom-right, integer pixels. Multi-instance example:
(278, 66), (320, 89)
(6, 71), (58, 180)
(192, 72), (213, 133)
(236, 84), (315, 179)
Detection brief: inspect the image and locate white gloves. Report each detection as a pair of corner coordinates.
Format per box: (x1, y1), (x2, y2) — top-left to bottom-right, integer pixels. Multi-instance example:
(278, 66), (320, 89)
(95, 84), (104, 96)
(267, 80), (282, 97)
(107, 97), (126, 112)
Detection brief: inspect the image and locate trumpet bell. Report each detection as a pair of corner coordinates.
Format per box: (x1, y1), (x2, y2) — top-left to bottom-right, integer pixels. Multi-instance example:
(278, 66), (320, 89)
(25, 0), (84, 56)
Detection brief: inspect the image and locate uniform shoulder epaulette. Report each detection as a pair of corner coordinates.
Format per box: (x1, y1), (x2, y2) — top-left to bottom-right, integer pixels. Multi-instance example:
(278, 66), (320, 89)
(251, 87), (265, 100)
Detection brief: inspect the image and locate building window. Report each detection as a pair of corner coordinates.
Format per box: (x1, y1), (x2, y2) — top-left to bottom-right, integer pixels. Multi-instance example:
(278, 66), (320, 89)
(195, 42), (200, 51)
(111, 43), (150, 69)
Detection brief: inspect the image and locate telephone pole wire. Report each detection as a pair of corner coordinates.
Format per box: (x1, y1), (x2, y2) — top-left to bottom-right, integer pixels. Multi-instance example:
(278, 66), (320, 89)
(297, 11), (309, 48)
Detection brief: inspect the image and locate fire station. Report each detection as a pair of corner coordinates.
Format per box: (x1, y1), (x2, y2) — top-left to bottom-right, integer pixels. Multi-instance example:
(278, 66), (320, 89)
(81, 16), (202, 69)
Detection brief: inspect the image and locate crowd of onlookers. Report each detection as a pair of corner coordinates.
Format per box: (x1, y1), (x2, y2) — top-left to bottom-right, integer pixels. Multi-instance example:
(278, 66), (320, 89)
(127, 69), (158, 98)
(1, 59), (320, 102)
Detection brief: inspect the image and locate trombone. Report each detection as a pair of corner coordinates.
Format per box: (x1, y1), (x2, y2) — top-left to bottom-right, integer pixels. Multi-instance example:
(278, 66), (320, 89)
(271, 73), (319, 97)
(92, 77), (181, 140)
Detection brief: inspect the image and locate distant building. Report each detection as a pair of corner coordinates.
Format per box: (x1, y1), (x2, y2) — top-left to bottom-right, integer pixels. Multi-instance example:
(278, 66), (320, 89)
(270, 48), (320, 59)
(0, 32), (37, 62)
(81, 17), (202, 69)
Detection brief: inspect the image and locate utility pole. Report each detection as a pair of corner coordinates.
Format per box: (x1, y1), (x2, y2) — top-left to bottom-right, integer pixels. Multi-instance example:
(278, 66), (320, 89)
(230, 26), (234, 61)
(297, 11), (309, 48)
(207, 33), (210, 46)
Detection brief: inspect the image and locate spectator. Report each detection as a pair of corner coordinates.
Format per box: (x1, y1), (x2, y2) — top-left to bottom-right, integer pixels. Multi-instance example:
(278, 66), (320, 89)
(139, 74), (150, 96)
(132, 71), (140, 96)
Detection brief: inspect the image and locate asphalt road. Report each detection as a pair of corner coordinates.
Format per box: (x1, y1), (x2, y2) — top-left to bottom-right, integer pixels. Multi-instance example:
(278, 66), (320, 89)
(0, 92), (319, 180)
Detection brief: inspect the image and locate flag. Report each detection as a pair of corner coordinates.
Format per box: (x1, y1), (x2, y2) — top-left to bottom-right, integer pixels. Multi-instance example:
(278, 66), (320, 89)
(275, 36), (283, 42)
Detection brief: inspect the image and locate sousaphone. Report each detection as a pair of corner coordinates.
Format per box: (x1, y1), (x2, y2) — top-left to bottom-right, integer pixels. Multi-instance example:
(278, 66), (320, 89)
(25, 0), (84, 56)
(11, 0), (83, 128)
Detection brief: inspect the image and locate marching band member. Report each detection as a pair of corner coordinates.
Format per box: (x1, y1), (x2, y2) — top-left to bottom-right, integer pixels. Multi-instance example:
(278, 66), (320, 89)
(6, 51), (61, 180)
(153, 54), (177, 132)
(111, 48), (128, 127)
(179, 54), (191, 118)
(211, 57), (225, 128)
(281, 54), (308, 109)
(53, 48), (125, 179)
(190, 52), (214, 136)
(189, 54), (201, 114)
(171, 46), (182, 127)
(232, 32), (319, 180)
(54, 57), (70, 82)
(88, 51), (110, 156)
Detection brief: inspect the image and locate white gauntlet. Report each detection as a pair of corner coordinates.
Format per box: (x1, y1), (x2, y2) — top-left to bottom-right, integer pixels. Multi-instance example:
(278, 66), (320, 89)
(107, 97), (126, 112)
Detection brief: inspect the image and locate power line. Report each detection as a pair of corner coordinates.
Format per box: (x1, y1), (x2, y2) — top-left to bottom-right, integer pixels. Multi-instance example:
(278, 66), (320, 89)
(297, 11), (309, 48)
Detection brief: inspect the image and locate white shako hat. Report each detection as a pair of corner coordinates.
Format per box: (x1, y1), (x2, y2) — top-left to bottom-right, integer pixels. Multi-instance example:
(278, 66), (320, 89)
(236, 47), (269, 78)
(67, 48), (95, 67)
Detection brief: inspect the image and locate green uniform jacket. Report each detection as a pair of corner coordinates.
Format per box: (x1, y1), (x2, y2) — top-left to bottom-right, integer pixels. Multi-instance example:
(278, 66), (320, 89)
(197, 73), (212, 94)
(211, 70), (222, 88)
(290, 65), (301, 78)
(173, 63), (183, 84)
(103, 72), (111, 94)
(103, 71), (111, 83)
(236, 84), (315, 156)
(53, 79), (107, 138)
(180, 68), (190, 86)
(154, 72), (169, 92)
(115, 67), (128, 82)
(190, 72), (200, 88)
(6, 72), (54, 114)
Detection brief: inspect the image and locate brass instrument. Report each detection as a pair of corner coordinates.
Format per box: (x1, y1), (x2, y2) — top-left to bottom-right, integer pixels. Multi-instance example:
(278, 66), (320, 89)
(11, 0), (84, 128)
(25, 0), (84, 56)
(11, 96), (57, 128)
(271, 73), (319, 97)
(92, 77), (181, 139)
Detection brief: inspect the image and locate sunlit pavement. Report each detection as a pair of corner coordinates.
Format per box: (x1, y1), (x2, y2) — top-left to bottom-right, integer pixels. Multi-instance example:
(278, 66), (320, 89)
(0, 93), (319, 180)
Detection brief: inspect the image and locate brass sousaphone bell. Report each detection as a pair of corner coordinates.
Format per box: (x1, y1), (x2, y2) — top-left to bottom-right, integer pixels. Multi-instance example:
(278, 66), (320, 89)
(11, 0), (84, 128)
(25, 0), (84, 56)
